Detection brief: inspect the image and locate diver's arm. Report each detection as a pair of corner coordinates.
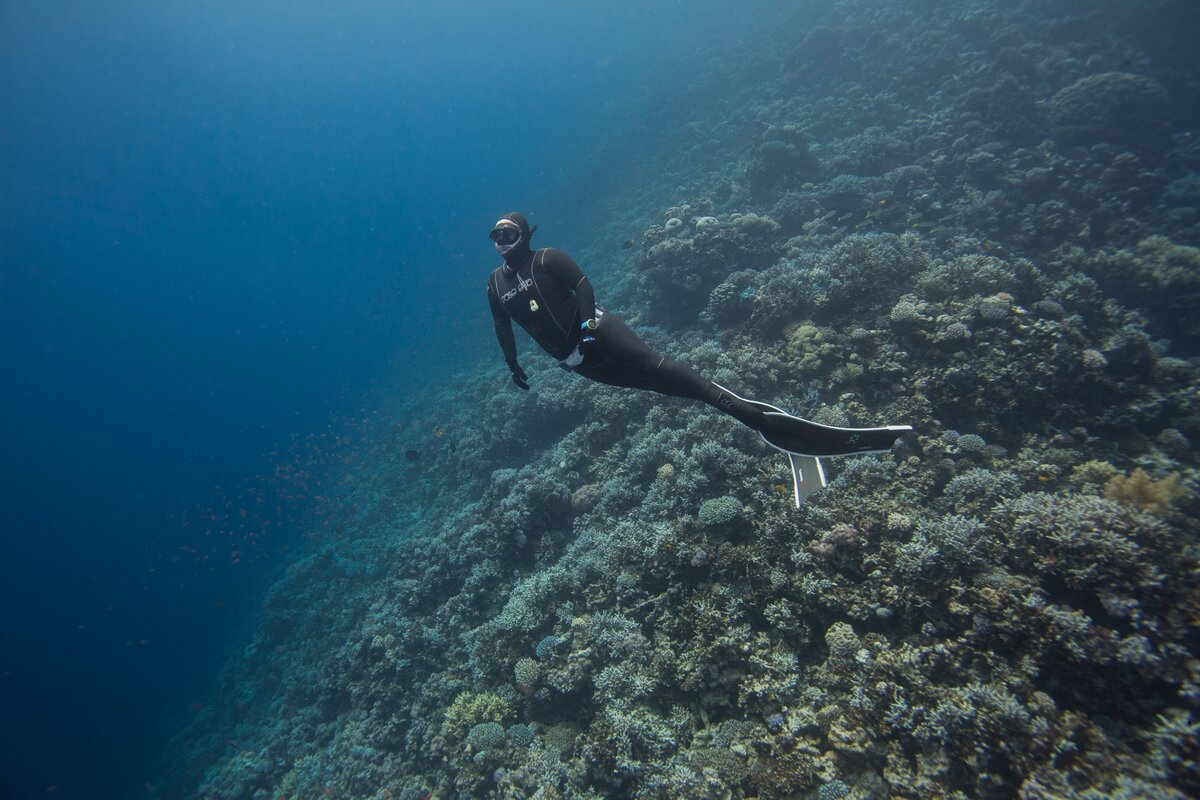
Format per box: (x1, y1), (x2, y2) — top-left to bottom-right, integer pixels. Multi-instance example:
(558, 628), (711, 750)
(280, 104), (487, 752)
(487, 284), (519, 366)
(543, 249), (597, 325)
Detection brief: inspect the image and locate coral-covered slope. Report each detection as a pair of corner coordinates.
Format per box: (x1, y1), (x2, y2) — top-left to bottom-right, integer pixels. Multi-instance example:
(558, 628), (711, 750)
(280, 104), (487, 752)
(162, 2), (1200, 798)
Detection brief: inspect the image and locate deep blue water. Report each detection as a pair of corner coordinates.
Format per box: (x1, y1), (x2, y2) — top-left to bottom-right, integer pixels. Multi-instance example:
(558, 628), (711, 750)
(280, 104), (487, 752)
(0, 2), (766, 797)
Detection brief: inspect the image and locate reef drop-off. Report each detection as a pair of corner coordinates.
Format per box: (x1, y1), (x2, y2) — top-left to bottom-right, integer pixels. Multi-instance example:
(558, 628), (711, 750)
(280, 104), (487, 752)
(161, 2), (1199, 798)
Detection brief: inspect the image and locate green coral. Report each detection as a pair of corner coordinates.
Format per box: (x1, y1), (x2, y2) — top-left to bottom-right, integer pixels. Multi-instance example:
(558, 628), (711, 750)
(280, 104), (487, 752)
(506, 723), (535, 748)
(1071, 459), (1121, 489)
(514, 657), (541, 693)
(786, 322), (840, 373)
(698, 495), (744, 526)
(466, 721), (507, 750)
(444, 691), (514, 739)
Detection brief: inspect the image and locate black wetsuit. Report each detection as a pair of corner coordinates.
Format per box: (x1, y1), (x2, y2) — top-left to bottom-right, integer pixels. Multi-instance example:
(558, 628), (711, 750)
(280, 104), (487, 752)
(487, 244), (767, 429)
(487, 247), (595, 363)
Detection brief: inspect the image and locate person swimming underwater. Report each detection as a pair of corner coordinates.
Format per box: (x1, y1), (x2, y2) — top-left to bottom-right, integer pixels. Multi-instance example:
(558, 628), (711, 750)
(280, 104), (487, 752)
(485, 212), (911, 483)
(485, 212), (778, 433)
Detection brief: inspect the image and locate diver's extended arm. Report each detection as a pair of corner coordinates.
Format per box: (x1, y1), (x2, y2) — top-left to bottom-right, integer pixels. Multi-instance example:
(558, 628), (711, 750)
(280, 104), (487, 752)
(487, 282), (519, 365)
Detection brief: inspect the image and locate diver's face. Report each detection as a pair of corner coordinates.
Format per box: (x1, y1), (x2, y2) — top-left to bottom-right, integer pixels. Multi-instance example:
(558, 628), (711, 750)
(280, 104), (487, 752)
(490, 224), (522, 255)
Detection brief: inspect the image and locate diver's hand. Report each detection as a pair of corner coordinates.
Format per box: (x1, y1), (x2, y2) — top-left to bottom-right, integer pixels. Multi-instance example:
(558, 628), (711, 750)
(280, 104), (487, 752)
(507, 361), (530, 391)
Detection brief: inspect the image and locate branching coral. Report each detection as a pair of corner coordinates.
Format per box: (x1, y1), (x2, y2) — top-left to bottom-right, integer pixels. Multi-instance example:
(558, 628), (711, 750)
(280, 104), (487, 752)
(444, 692), (514, 740)
(1104, 468), (1185, 514)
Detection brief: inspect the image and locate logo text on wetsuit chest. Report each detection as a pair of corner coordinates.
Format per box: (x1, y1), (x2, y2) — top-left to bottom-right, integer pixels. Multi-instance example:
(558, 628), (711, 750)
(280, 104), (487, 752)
(500, 275), (534, 303)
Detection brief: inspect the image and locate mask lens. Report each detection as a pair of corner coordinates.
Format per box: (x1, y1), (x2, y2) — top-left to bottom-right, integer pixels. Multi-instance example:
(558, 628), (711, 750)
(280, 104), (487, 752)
(491, 227), (521, 246)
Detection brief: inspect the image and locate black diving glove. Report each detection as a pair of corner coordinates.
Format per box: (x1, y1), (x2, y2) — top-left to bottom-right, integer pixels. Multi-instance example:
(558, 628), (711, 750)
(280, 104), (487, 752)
(507, 361), (530, 391)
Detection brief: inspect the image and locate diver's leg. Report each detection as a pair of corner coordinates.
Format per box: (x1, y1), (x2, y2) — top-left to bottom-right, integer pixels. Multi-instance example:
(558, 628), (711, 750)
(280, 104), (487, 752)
(576, 313), (769, 429)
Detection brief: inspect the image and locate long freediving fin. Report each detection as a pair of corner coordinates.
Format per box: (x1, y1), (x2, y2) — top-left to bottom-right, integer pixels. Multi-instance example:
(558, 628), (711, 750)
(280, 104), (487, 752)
(715, 384), (911, 507)
(759, 411), (912, 458)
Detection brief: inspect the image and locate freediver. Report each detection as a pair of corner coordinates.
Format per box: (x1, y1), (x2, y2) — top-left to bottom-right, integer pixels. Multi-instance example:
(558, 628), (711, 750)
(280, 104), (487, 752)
(484, 212), (910, 489)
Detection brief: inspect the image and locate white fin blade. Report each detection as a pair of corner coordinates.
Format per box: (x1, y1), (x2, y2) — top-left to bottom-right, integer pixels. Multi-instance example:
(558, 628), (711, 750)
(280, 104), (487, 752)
(788, 454), (827, 508)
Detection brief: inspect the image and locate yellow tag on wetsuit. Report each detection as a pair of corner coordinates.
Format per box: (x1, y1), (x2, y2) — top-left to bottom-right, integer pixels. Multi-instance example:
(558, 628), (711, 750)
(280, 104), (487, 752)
(529, 299), (539, 312)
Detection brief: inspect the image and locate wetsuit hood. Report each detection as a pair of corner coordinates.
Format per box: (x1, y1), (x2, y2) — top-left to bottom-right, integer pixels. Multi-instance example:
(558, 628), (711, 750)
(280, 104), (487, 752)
(493, 212), (535, 238)
(494, 212), (537, 270)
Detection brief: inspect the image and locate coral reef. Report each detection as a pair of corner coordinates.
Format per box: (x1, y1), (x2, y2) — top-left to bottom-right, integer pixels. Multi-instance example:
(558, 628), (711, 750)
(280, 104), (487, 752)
(160, 2), (1200, 799)
(1047, 72), (1173, 154)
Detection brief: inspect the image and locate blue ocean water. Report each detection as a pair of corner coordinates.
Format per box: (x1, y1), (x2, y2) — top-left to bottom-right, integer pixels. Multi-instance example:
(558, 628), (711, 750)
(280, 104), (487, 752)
(0, 2), (770, 797)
